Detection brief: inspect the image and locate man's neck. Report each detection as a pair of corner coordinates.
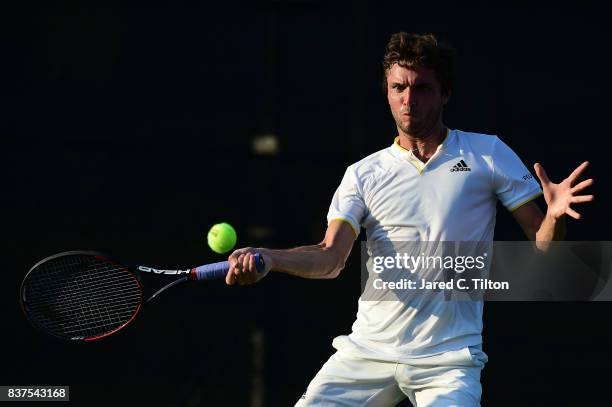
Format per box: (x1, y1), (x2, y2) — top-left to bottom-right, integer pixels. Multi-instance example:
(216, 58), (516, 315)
(397, 124), (447, 163)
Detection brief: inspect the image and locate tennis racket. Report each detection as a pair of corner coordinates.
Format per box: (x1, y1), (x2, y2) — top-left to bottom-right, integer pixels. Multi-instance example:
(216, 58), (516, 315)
(20, 250), (265, 342)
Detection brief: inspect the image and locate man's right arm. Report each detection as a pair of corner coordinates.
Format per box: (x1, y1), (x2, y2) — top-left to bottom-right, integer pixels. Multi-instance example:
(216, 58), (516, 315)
(225, 219), (357, 285)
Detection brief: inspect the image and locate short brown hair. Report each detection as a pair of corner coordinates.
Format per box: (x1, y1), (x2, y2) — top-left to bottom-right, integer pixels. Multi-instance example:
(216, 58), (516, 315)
(382, 32), (455, 95)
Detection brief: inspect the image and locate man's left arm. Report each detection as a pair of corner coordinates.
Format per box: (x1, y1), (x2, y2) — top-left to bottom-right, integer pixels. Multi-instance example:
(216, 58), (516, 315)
(512, 161), (594, 246)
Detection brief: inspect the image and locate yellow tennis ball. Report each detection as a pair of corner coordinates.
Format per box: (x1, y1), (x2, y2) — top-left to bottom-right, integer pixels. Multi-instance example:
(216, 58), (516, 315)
(207, 222), (237, 254)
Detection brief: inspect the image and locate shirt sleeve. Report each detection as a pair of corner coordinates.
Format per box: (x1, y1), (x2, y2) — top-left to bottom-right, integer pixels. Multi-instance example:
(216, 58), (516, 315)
(492, 136), (543, 211)
(326, 166), (366, 236)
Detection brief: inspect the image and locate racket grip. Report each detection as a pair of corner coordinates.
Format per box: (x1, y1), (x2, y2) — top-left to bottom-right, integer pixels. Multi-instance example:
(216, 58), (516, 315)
(192, 253), (265, 281)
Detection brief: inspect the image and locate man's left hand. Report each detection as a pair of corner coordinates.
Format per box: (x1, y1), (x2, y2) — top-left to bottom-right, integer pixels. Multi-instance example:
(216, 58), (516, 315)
(534, 161), (594, 220)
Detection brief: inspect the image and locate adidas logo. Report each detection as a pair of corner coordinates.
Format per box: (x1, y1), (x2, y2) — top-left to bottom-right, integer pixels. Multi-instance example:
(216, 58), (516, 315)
(450, 159), (471, 172)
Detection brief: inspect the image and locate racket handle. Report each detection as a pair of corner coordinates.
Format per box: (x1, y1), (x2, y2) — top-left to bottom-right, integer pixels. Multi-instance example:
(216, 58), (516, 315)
(192, 253), (265, 281)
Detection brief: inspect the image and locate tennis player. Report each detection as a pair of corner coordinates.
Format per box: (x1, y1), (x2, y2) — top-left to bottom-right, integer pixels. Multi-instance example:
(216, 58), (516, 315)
(226, 32), (594, 406)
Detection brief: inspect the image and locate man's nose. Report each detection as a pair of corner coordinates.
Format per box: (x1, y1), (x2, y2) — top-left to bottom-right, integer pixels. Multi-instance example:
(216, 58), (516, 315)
(402, 88), (416, 107)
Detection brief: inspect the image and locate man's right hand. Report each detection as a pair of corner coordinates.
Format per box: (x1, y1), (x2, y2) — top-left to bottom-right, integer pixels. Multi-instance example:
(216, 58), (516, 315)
(226, 248), (272, 286)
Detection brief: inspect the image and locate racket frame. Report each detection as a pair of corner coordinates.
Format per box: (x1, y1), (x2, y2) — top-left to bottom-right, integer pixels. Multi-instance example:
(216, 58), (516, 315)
(20, 251), (181, 342)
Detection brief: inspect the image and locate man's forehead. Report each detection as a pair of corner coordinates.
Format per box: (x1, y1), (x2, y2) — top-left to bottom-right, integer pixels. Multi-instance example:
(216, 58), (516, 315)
(387, 64), (436, 83)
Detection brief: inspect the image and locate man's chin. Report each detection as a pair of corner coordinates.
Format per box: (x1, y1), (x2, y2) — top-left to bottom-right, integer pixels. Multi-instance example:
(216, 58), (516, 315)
(399, 124), (422, 136)
(400, 118), (421, 131)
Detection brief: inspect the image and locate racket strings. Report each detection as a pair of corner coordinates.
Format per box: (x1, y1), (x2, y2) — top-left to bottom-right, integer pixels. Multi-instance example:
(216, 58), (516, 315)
(23, 254), (142, 340)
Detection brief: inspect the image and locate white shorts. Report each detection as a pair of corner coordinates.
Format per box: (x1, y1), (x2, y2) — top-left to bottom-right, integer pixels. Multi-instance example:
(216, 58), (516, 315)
(295, 346), (487, 407)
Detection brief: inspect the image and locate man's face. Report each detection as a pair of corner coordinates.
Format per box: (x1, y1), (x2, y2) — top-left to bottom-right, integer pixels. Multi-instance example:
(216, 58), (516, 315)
(386, 64), (449, 138)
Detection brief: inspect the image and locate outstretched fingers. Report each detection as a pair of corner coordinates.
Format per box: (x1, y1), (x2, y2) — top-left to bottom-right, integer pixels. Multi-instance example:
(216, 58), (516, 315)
(566, 207), (582, 220)
(568, 161), (590, 184)
(571, 178), (594, 193)
(533, 163), (550, 185)
(571, 195), (594, 204)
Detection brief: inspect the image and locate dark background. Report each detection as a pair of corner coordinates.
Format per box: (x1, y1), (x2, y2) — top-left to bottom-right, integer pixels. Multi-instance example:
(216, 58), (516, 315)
(2, 1), (611, 406)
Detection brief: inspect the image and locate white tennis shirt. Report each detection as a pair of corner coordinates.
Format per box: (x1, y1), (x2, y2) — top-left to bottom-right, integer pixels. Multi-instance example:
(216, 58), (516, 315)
(327, 128), (542, 361)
